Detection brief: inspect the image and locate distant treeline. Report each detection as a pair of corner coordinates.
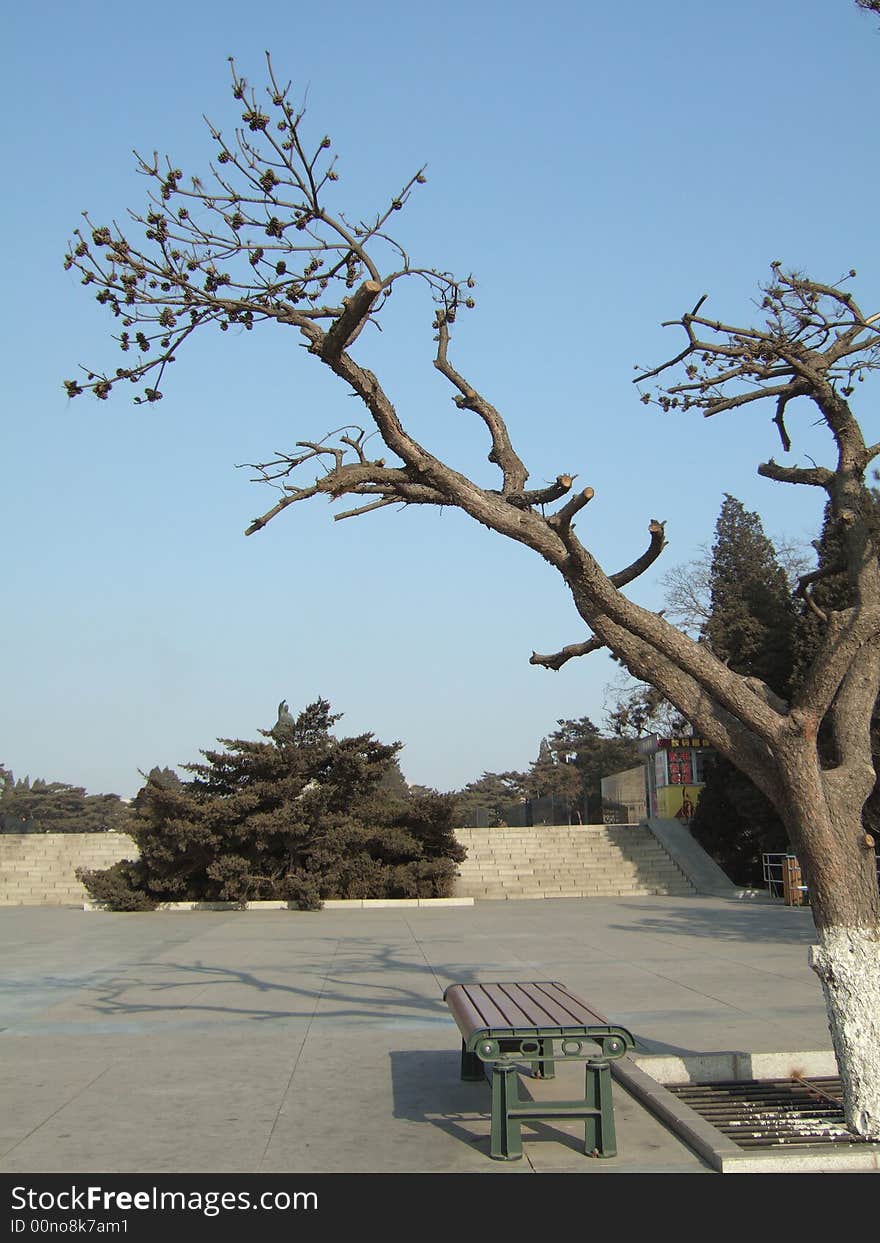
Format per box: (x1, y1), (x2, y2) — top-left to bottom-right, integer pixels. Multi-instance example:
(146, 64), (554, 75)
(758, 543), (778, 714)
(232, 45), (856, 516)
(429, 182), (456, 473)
(0, 768), (134, 834)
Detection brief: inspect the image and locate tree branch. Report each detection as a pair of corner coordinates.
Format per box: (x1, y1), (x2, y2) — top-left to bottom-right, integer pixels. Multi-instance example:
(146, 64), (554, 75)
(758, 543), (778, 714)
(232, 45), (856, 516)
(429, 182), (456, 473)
(530, 636), (605, 671)
(243, 441), (450, 535)
(548, 487), (594, 532)
(506, 475), (575, 510)
(320, 280), (382, 359)
(609, 520), (667, 588)
(333, 496), (400, 521)
(433, 314), (528, 493)
(635, 271), (880, 444)
(529, 520), (668, 663)
(758, 460), (835, 489)
(793, 606), (880, 720)
(794, 560), (847, 625)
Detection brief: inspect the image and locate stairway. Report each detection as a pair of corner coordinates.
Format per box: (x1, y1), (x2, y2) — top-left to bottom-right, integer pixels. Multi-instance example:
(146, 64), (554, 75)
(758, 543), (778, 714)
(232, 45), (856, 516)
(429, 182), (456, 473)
(0, 832), (138, 905)
(453, 824), (694, 899)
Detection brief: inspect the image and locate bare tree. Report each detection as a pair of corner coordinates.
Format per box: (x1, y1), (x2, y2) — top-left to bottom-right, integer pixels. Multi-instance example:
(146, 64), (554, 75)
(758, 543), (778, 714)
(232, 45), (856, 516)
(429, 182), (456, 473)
(65, 56), (880, 1137)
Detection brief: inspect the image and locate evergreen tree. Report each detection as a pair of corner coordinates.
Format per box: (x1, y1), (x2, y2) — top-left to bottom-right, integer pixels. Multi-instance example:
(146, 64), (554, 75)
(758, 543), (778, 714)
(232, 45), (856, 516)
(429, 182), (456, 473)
(452, 771), (526, 827)
(689, 753), (790, 884)
(689, 496), (797, 883)
(703, 495), (797, 692)
(527, 718), (639, 824)
(0, 770), (133, 835)
(526, 737), (583, 823)
(141, 766), (181, 789)
(78, 699), (465, 910)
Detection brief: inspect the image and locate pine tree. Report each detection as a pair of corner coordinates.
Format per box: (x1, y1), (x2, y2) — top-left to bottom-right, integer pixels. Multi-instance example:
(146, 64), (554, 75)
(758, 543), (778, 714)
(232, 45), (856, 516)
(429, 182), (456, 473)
(527, 719), (639, 824)
(77, 699), (464, 909)
(703, 495), (796, 692)
(526, 737), (582, 823)
(689, 497), (797, 884)
(452, 771), (527, 827)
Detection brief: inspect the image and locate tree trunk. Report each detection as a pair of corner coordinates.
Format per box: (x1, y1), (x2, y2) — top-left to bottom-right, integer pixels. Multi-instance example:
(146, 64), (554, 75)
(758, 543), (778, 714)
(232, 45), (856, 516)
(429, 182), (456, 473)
(810, 926), (880, 1138)
(783, 763), (880, 1139)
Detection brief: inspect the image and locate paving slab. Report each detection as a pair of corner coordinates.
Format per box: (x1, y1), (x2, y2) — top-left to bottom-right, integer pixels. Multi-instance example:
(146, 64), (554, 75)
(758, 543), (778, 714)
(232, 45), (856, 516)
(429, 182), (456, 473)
(0, 895), (847, 1174)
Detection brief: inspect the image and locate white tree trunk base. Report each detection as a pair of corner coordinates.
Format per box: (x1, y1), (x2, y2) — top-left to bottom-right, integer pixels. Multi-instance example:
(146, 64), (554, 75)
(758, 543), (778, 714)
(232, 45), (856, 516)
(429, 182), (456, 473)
(809, 926), (880, 1140)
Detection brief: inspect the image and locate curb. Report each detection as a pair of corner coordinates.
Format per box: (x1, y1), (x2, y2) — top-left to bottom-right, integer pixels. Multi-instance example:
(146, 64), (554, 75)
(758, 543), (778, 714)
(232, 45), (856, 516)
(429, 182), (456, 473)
(82, 896), (475, 912)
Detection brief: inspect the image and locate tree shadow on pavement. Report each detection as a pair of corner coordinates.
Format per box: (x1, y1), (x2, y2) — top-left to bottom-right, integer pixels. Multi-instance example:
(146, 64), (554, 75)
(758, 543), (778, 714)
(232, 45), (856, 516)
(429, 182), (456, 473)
(607, 900), (816, 944)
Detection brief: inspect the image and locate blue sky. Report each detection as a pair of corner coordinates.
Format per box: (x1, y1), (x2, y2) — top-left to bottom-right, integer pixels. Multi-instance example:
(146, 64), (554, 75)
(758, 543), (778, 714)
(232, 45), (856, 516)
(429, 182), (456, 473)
(3, 0), (879, 798)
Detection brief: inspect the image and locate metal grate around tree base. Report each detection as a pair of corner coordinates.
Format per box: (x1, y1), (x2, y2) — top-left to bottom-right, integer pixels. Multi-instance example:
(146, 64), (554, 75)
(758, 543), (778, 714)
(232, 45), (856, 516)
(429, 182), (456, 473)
(666, 1077), (880, 1150)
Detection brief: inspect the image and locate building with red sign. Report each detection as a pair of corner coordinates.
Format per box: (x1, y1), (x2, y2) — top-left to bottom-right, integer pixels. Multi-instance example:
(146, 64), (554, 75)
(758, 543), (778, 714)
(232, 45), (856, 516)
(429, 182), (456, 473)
(601, 734), (713, 823)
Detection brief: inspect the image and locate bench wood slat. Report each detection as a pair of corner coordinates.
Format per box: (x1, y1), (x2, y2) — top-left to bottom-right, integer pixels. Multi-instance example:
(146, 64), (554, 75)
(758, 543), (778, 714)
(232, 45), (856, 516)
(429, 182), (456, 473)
(480, 981), (588, 1029)
(443, 986), (493, 1040)
(517, 981), (608, 1027)
(478, 982), (547, 1029)
(444, 981), (616, 1040)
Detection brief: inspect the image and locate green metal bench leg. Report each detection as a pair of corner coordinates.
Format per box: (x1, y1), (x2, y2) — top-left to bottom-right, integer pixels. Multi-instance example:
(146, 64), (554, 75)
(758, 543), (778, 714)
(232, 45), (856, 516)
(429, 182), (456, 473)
(584, 1061), (617, 1158)
(534, 1037), (556, 1079)
(460, 1040), (484, 1082)
(490, 1064), (523, 1160)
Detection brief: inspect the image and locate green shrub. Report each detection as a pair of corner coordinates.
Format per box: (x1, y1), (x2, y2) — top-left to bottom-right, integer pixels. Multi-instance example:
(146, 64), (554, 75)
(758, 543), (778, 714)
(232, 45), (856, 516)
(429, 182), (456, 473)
(76, 860), (158, 911)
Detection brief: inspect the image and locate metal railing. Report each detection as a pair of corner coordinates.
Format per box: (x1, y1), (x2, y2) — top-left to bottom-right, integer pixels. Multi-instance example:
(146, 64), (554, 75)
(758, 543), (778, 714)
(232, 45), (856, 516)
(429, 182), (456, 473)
(762, 853), (789, 899)
(763, 849), (880, 902)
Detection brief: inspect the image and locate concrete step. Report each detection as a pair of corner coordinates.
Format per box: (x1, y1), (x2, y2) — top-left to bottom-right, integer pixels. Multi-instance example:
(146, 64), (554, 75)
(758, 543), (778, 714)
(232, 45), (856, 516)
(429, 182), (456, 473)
(452, 824), (694, 901)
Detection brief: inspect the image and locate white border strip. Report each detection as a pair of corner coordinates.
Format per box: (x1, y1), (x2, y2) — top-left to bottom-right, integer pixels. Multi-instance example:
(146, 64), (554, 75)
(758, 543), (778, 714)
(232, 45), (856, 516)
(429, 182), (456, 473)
(83, 896), (474, 911)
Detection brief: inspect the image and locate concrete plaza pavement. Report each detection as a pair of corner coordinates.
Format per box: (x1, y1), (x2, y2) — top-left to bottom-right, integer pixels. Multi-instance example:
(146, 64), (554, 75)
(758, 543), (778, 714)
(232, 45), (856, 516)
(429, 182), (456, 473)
(0, 895), (832, 1174)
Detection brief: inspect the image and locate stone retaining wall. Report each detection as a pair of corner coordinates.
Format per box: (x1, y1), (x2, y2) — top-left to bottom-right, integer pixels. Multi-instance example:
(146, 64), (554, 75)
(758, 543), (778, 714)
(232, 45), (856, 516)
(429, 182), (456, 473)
(0, 832), (138, 905)
(1, 823), (701, 906)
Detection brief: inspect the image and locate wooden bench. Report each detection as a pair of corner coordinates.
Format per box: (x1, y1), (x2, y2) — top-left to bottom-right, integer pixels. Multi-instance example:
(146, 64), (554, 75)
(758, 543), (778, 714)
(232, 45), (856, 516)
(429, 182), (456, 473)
(444, 980), (635, 1161)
